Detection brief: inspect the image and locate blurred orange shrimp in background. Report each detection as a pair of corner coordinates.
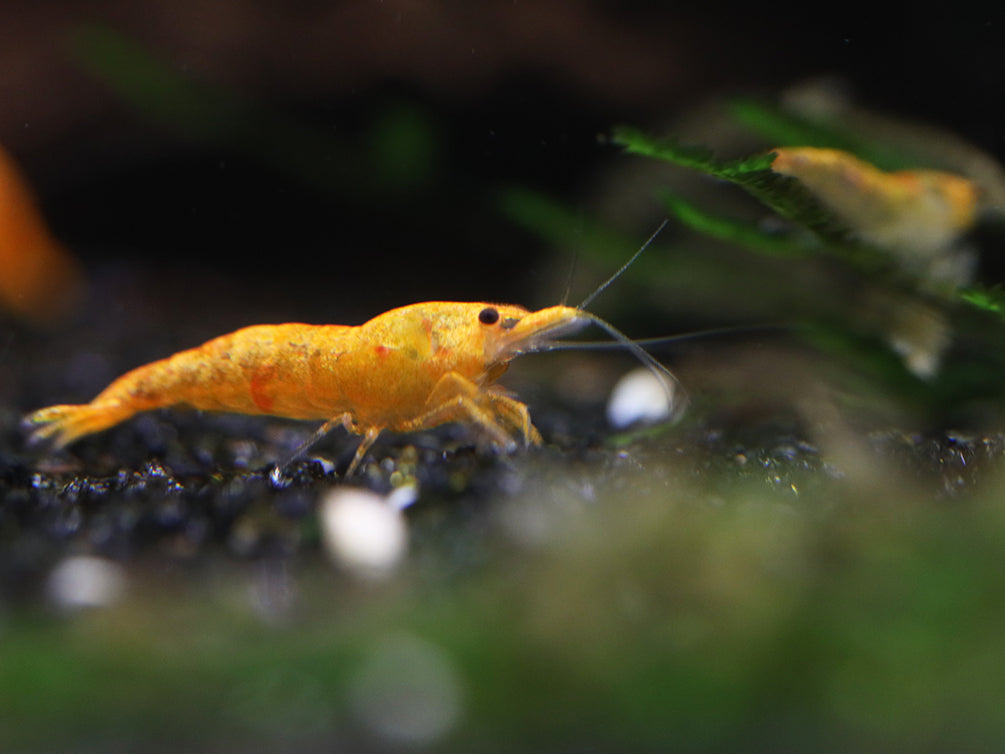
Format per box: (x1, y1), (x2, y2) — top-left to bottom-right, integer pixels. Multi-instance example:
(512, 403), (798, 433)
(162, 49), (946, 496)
(771, 146), (980, 378)
(770, 147), (979, 259)
(0, 143), (83, 324)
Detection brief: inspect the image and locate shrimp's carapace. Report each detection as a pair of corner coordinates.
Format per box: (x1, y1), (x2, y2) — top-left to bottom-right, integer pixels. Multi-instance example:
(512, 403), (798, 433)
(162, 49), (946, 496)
(26, 301), (595, 474)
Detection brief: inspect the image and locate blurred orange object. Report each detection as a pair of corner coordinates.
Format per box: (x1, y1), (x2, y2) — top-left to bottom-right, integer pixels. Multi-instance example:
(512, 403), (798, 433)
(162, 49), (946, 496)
(0, 144), (82, 323)
(771, 147), (978, 257)
(772, 146), (981, 379)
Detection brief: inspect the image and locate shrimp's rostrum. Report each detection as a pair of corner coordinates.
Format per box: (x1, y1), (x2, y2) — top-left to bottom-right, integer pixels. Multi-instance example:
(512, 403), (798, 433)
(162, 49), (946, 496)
(26, 302), (590, 473)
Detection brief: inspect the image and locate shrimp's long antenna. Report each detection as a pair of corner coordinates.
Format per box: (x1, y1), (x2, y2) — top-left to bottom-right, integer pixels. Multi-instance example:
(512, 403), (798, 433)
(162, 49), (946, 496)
(561, 246), (578, 306)
(577, 218), (668, 311)
(580, 311), (687, 418)
(545, 322), (788, 351)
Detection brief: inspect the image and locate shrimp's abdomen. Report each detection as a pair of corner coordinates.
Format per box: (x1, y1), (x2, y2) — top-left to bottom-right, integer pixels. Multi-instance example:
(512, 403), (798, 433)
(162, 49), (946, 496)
(26, 324), (354, 448)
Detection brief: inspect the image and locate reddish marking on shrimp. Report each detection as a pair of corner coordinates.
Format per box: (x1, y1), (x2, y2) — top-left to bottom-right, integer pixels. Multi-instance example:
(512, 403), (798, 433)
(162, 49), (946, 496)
(421, 317), (440, 353)
(249, 367), (276, 412)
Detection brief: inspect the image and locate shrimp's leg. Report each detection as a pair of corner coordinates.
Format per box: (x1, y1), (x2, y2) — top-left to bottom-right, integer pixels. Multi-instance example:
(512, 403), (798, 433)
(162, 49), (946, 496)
(400, 371), (542, 451)
(345, 426), (382, 476)
(483, 391), (543, 446)
(275, 412), (381, 477)
(282, 413), (355, 466)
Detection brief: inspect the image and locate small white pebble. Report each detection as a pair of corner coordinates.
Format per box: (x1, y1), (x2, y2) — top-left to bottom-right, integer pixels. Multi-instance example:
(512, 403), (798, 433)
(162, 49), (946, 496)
(46, 555), (127, 611)
(386, 482), (419, 511)
(319, 488), (408, 579)
(606, 367), (675, 428)
(308, 456), (336, 475)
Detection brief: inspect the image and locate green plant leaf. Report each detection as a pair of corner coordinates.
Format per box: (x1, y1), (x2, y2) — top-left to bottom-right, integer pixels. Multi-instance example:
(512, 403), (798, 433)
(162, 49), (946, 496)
(659, 191), (813, 258)
(70, 24), (365, 195)
(960, 285), (1005, 316)
(496, 186), (637, 265)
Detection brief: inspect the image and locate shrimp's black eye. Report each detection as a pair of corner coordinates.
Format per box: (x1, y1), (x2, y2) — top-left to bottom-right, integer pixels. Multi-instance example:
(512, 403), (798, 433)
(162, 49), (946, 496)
(478, 307), (500, 325)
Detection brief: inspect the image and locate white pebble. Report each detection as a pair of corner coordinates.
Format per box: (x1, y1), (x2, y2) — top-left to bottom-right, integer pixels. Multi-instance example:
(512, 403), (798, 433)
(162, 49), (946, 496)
(46, 555), (127, 611)
(386, 482), (419, 511)
(606, 367), (675, 428)
(319, 488), (408, 579)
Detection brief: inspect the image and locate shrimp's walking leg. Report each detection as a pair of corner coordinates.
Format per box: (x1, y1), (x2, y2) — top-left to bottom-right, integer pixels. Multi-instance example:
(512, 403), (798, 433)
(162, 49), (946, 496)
(400, 372), (542, 450)
(277, 412), (380, 477)
(483, 392), (543, 445)
(282, 413), (354, 466)
(345, 427), (382, 476)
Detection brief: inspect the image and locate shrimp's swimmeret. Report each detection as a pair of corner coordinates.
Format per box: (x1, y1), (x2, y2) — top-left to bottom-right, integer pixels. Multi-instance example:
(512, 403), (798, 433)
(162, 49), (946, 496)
(26, 302), (642, 473)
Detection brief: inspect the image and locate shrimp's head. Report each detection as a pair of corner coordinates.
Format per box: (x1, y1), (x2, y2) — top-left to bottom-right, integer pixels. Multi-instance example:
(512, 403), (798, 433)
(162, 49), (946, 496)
(479, 304), (588, 365)
(363, 301), (587, 377)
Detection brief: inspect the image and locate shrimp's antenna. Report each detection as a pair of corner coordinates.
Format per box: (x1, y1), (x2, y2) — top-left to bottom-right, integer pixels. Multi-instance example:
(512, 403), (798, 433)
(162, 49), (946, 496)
(561, 245), (579, 306)
(544, 322), (788, 351)
(577, 218), (668, 311)
(580, 311), (687, 417)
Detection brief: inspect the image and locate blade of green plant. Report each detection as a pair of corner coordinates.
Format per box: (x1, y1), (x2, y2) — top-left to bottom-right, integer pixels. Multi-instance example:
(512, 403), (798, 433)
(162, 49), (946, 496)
(496, 186), (638, 265)
(960, 285), (1005, 317)
(72, 25), (250, 140)
(612, 125), (770, 177)
(660, 190), (814, 258)
(70, 24), (365, 195)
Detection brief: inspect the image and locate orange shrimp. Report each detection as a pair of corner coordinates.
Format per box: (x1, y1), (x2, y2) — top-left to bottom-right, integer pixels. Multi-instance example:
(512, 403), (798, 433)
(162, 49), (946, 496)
(0, 143), (83, 323)
(25, 298), (677, 474)
(770, 147), (978, 254)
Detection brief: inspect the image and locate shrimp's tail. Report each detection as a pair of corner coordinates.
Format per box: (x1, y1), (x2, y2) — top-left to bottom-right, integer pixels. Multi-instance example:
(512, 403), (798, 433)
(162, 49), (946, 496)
(24, 402), (133, 449)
